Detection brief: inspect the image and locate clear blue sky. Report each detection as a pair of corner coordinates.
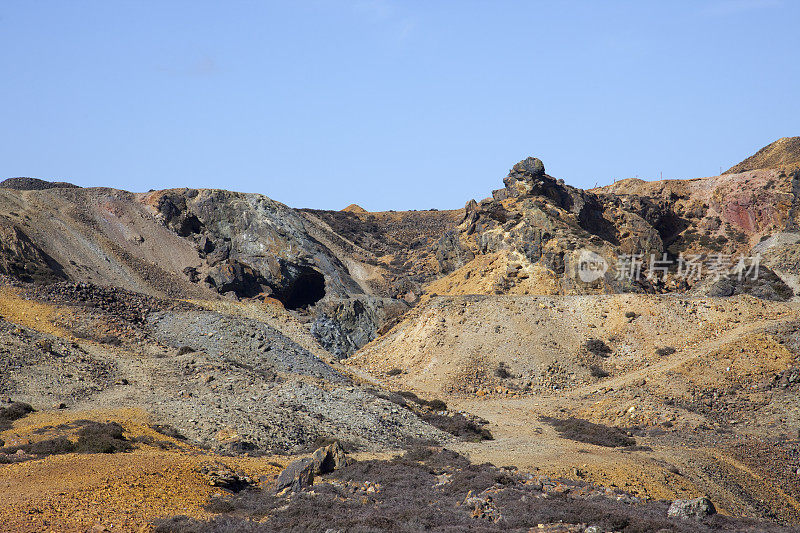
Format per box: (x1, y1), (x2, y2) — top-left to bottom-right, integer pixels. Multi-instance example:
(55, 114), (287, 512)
(1, 1), (798, 210)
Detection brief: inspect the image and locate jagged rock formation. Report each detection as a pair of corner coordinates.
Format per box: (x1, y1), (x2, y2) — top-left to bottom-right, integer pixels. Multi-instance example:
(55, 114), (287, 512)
(430, 150), (800, 299)
(151, 188), (363, 303)
(433, 157), (667, 295)
(436, 230), (475, 274)
(310, 296), (408, 358)
(149, 189), (459, 354)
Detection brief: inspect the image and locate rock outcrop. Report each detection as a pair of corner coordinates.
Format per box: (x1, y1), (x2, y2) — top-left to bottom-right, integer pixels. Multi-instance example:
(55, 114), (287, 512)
(441, 157), (662, 295)
(693, 264), (794, 301)
(667, 497), (717, 520)
(435, 152), (800, 299)
(310, 440), (351, 475)
(275, 457), (315, 494)
(275, 441), (352, 494)
(310, 297), (408, 358)
(152, 189), (361, 304)
(436, 230), (474, 274)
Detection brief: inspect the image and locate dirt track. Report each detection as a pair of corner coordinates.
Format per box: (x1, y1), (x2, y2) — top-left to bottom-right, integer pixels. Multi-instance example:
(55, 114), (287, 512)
(347, 293), (800, 523)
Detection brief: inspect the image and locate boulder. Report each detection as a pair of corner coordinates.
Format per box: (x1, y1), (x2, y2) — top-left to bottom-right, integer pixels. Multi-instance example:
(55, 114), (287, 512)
(502, 157), (557, 200)
(275, 457), (315, 494)
(204, 260), (268, 299)
(502, 158), (542, 196)
(311, 440), (351, 475)
(510, 157), (546, 178)
(667, 497), (716, 520)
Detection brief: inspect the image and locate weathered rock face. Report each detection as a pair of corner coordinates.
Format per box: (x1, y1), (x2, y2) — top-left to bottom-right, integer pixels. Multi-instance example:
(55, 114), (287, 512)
(153, 189), (361, 305)
(436, 230), (474, 274)
(437, 156), (800, 298)
(0, 221), (65, 284)
(601, 169), (799, 256)
(149, 189), (421, 354)
(204, 260), (268, 299)
(275, 457), (315, 494)
(310, 297), (408, 358)
(693, 264), (794, 301)
(301, 206), (464, 299)
(447, 158), (666, 295)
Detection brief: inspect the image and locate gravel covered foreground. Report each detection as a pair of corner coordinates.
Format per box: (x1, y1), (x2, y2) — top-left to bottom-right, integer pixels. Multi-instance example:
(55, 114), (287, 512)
(0, 291), (450, 455)
(143, 310), (450, 453)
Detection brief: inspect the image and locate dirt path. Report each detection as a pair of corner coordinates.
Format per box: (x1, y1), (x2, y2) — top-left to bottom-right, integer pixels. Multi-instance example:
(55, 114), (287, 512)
(448, 397), (702, 500)
(441, 312), (800, 522)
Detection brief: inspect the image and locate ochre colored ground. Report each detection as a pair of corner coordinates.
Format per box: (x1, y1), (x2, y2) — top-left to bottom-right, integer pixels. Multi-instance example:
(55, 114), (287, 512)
(0, 409), (283, 533)
(0, 287), (70, 338)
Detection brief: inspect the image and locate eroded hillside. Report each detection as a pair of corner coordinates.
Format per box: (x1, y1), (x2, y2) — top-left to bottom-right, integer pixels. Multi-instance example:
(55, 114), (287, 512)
(724, 137), (800, 174)
(1, 138), (800, 531)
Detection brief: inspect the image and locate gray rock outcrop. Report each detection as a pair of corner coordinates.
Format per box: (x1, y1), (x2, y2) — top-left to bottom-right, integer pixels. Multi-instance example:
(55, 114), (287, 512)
(275, 457), (315, 494)
(667, 497), (716, 520)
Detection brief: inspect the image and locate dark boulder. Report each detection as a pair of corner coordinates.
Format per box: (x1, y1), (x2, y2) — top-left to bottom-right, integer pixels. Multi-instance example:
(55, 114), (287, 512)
(275, 457), (315, 494)
(699, 264), (794, 301)
(310, 440), (351, 475)
(204, 260), (268, 299)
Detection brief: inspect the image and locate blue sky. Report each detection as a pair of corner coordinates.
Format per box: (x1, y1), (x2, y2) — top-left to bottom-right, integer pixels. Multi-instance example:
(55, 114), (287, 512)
(0, 1), (798, 210)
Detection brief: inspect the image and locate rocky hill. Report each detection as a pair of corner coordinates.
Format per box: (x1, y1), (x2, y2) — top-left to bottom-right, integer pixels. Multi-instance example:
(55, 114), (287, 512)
(0, 177), (80, 190)
(0, 185), (461, 358)
(2, 141), (800, 530)
(725, 136), (800, 174)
